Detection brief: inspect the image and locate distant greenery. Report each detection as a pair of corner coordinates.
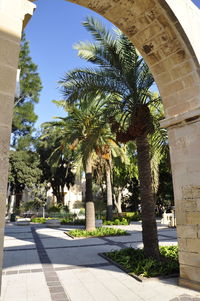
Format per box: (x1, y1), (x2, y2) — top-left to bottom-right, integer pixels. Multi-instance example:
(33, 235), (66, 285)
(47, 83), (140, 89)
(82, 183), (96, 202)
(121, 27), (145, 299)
(61, 218), (85, 225)
(103, 218), (129, 225)
(103, 212), (141, 225)
(123, 212), (141, 222)
(31, 217), (49, 224)
(105, 246), (179, 278)
(31, 216), (85, 225)
(68, 227), (128, 237)
(12, 33), (42, 149)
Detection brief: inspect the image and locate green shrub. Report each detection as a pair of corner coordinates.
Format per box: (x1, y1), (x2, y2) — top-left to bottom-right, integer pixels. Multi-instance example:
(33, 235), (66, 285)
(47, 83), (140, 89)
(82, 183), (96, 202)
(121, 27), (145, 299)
(125, 212), (141, 222)
(106, 246), (179, 278)
(103, 217), (129, 225)
(61, 218), (85, 225)
(48, 205), (61, 213)
(31, 217), (55, 224)
(68, 227), (128, 238)
(31, 217), (46, 224)
(111, 212), (141, 223)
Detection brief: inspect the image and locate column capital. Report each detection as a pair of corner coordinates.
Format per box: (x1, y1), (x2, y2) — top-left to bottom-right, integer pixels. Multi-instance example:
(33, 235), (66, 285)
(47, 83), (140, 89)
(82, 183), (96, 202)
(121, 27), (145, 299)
(0, 0), (35, 28)
(160, 107), (200, 129)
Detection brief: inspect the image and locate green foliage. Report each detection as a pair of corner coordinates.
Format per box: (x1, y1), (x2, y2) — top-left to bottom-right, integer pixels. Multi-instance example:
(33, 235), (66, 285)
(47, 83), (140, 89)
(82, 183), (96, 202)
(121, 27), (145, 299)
(124, 212), (141, 222)
(68, 227), (128, 237)
(31, 217), (46, 224)
(8, 150), (42, 193)
(12, 33), (42, 149)
(36, 127), (75, 204)
(31, 217), (55, 223)
(103, 218), (128, 225)
(103, 212), (140, 225)
(157, 155), (174, 206)
(106, 246), (179, 278)
(61, 218), (85, 225)
(48, 205), (62, 213)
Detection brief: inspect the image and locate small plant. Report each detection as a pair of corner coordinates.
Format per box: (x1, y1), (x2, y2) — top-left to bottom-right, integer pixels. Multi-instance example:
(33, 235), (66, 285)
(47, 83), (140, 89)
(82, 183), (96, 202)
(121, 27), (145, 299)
(105, 246), (179, 278)
(124, 212), (141, 222)
(31, 217), (46, 224)
(31, 217), (54, 224)
(61, 218), (85, 225)
(68, 227), (128, 238)
(103, 217), (129, 225)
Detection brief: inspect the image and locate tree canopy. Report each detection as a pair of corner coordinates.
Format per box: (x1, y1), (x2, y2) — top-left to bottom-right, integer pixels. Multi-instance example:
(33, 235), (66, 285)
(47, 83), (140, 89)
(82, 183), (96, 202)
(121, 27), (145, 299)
(12, 33), (42, 149)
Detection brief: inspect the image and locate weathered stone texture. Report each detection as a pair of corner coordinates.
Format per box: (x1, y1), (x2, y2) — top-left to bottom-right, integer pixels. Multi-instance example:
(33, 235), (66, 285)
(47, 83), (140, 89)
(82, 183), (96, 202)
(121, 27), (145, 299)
(177, 225), (198, 239)
(179, 251), (200, 268)
(180, 264), (200, 283)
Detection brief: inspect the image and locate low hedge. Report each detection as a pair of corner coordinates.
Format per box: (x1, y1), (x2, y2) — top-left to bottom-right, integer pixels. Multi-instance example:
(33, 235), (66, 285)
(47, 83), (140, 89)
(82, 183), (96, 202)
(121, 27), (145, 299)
(68, 227), (128, 238)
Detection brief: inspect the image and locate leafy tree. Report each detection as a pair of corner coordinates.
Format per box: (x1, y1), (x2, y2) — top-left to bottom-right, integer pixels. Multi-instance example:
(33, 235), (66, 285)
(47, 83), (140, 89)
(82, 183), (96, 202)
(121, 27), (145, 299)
(12, 33), (42, 149)
(36, 127), (75, 205)
(112, 143), (138, 213)
(47, 97), (116, 229)
(8, 150), (42, 209)
(59, 17), (167, 259)
(93, 138), (126, 220)
(157, 154), (174, 207)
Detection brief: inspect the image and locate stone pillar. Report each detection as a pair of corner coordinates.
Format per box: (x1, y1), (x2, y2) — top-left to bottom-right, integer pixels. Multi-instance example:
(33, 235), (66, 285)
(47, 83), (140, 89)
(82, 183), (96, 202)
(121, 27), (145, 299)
(161, 109), (200, 291)
(0, 0), (35, 292)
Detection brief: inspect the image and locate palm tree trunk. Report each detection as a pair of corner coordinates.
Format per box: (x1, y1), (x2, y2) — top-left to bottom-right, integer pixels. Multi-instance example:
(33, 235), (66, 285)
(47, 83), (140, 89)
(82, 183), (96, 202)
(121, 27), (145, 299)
(85, 154), (95, 231)
(106, 162), (113, 220)
(113, 187), (122, 214)
(136, 134), (160, 259)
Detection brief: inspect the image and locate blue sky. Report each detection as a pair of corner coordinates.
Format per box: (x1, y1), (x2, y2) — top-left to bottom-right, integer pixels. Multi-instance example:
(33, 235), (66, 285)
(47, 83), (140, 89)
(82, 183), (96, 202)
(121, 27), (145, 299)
(25, 0), (200, 129)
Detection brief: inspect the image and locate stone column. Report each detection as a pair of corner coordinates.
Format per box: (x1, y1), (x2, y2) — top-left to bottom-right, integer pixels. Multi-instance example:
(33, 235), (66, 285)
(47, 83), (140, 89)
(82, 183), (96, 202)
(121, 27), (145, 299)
(0, 0), (35, 292)
(161, 109), (200, 291)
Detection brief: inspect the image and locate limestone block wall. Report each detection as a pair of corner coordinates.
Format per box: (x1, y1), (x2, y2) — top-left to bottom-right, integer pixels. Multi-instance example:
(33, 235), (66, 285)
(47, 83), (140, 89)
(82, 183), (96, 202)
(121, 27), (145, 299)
(0, 0), (35, 292)
(168, 120), (200, 290)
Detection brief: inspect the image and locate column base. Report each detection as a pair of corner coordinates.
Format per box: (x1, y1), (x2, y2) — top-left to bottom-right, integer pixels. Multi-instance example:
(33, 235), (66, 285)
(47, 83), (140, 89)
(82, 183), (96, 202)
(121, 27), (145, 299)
(179, 277), (200, 292)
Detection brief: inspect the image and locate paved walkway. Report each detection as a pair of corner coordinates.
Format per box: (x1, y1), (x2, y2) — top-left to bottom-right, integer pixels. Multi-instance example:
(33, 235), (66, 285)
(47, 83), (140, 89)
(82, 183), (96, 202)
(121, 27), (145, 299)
(1, 222), (200, 301)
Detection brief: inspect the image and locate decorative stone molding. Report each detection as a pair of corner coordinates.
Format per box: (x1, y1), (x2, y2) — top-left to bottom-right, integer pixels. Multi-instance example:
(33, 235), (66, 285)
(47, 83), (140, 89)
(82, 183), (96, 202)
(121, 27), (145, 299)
(160, 107), (200, 129)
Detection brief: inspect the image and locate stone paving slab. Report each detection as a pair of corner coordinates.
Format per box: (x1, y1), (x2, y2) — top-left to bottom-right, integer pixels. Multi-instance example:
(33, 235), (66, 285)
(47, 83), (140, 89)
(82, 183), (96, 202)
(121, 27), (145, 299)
(47, 244), (121, 269)
(1, 223), (200, 301)
(1, 272), (51, 301)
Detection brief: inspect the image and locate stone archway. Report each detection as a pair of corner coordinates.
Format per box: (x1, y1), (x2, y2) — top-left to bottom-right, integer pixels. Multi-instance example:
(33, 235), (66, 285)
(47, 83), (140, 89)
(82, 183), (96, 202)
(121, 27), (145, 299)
(0, 0), (200, 292)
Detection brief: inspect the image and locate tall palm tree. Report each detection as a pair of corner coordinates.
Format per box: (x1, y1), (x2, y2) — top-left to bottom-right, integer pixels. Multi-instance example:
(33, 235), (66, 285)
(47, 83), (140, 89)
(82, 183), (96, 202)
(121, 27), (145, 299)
(46, 97), (116, 230)
(59, 17), (166, 259)
(94, 139), (125, 220)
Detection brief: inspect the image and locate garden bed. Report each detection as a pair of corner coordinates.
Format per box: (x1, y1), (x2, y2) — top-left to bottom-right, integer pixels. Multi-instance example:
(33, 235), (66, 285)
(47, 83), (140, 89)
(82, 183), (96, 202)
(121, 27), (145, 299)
(64, 227), (129, 239)
(100, 246), (179, 282)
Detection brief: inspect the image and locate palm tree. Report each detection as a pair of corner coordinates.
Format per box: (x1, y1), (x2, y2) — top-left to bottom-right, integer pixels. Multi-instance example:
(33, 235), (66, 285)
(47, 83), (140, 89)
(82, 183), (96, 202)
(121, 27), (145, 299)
(59, 17), (166, 259)
(46, 97), (116, 230)
(94, 139), (125, 220)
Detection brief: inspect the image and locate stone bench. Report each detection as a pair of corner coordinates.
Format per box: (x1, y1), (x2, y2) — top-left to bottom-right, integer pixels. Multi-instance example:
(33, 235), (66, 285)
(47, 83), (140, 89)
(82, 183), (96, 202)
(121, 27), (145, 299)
(16, 218), (31, 226)
(46, 219), (61, 228)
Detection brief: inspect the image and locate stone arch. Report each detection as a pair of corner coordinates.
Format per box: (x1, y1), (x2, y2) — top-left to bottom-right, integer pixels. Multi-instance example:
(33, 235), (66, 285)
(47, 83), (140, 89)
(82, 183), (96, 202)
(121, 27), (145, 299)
(0, 0), (200, 292)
